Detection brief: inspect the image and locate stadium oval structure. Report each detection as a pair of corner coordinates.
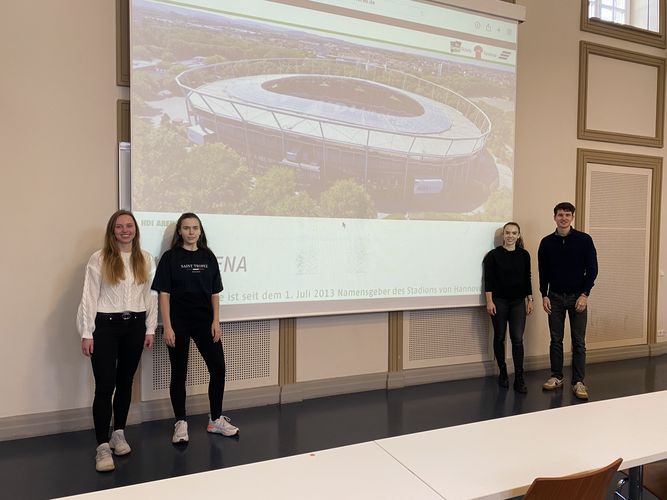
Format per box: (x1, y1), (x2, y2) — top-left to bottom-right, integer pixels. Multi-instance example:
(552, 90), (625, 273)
(176, 58), (491, 195)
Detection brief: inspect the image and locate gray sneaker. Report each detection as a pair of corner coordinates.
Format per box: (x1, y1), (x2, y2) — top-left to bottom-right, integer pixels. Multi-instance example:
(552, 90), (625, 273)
(207, 415), (239, 437)
(542, 376), (564, 391)
(172, 420), (189, 444)
(573, 382), (589, 400)
(109, 429), (131, 456)
(95, 443), (115, 472)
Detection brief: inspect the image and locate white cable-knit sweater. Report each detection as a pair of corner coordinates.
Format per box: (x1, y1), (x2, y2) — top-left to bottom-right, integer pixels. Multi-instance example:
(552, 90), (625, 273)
(76, 250), (158, 339)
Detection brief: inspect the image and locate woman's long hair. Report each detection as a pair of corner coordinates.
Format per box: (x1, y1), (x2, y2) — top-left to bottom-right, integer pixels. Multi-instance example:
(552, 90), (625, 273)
(171, 212), (210, 251)
(503, 221), (524, 249)
(101, 210), (148, 285)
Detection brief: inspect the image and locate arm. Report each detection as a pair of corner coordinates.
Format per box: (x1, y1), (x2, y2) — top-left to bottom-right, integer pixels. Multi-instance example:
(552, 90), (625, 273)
(211, 294), (221, 342)
(77, 253), (102, 356)
(143, 253), (158, 350)
(159, 292), (175, 348)
(576, 236), (598, 313)
(524, 250), (534, 315)
(482, 251), (496, 315)
(537, 240), (551, 314)
(485, 291), (496, 316)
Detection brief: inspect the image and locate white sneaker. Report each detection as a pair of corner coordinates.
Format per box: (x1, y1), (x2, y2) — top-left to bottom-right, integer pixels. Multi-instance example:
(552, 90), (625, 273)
(95, 443), (115, 472)
(172, 420), (189, 443)
(542, 376), (564, 391)
(207, 415), (239, 436)
(573, 382), (589, 400)
(109, 429), (131, 455)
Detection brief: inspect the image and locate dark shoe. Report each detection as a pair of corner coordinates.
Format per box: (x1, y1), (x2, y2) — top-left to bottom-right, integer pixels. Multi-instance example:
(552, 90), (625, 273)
(513, 376), (527, 394)
(498, 367), (509, 388)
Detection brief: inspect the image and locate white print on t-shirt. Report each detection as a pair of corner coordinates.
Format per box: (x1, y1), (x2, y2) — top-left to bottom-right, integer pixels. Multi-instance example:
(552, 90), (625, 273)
(180, 263), (208, 273)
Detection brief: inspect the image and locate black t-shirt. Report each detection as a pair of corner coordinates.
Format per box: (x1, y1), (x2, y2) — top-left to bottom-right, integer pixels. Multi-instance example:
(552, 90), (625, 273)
(152, 246), (223, 327)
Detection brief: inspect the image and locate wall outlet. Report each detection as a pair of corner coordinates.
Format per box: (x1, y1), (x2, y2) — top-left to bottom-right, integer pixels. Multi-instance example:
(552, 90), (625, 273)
(657, 329), (666, 340)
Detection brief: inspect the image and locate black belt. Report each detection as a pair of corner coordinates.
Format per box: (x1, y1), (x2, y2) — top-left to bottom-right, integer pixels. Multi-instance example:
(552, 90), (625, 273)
(96, 311), (145, 321)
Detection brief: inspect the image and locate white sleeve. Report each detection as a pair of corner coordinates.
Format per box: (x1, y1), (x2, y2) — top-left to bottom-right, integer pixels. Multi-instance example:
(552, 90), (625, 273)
(144, 252), (158, 336)
(76, 252), (102, 339)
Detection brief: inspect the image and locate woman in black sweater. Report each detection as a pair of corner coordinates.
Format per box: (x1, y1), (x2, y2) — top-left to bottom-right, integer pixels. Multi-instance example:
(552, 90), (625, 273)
(483, 222), (533, 393)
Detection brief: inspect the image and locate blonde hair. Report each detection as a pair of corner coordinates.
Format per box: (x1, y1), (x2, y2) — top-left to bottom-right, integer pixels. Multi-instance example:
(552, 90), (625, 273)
(101, 210), (148, 285)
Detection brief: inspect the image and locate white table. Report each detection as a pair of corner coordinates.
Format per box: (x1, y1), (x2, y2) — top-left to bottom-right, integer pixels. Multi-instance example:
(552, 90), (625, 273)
(377, 391), (667, 499)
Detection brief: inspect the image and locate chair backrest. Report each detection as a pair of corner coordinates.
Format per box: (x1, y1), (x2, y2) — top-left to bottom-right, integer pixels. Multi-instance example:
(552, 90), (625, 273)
(524, 458), (623, 500)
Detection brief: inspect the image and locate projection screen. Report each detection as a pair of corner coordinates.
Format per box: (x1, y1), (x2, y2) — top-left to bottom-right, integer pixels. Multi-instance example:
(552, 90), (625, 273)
(130, 0), (520, 321)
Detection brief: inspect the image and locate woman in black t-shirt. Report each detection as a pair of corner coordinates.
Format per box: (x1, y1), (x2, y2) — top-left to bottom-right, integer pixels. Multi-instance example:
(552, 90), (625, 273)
(152, 212), (239, 443)
(483, 222), (533, 393)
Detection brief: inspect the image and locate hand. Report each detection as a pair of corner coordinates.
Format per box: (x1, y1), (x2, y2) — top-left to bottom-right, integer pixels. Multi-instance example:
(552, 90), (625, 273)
(211, 321), (222, 343)
(543, 297), (551, 314)
(81, 338), (94, 357)
(144, 334), (154, 350)
(486, 300), (496, 316)
(163, 327), (176, 348)
(575, 295), (588, 312)
(526, 299), (534, 316)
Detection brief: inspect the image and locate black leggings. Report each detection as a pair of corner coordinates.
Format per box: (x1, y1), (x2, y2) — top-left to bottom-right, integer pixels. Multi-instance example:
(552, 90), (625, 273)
(168, 324), (226, 421)
(91, 313), (145, 444)
(491, 297), (526, 375)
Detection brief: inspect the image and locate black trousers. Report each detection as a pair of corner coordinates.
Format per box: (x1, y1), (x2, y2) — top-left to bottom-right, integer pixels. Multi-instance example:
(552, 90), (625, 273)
(90, 312), (145, 444)
(491, 297), (526, 375)
(168, 323), (226, 422)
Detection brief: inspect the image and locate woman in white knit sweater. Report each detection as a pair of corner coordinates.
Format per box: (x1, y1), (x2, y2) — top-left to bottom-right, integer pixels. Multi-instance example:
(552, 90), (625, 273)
(77, 210), (157, 472)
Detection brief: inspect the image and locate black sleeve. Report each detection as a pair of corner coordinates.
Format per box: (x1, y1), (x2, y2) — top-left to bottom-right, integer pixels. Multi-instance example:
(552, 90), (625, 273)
(151, 250), (172, 293)
(537, 238), (548, 297)
(582, 235), (598, 296)
(523, 249), (533, 296)
(483, 250), (495, 293)
(210, 251), (223, 294)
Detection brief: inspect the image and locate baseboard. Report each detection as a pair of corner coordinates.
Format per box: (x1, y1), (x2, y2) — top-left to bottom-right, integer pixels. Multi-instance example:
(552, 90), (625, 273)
(650, 343), (667, 357)
(280, 373), (388, 404)
(0, 386), (281, 442)
(397, 360), (497, 388)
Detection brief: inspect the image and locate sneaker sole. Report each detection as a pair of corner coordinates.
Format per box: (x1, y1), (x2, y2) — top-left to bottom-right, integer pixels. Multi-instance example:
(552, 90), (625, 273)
(172, 437), (189, 444)
(573, 391), (589, 400)
(542, 382), (564, 391)
(207, 428), (239, 437)
(110, 446), (131, 456)
(95, 463), (115, 472)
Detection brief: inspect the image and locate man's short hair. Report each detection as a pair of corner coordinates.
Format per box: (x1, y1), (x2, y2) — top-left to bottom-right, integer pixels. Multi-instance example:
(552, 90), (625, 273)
(553, 202), (575, 216)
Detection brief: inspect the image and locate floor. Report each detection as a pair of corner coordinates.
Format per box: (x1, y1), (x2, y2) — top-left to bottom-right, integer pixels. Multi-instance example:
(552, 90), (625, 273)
(2, 355), (666, 500)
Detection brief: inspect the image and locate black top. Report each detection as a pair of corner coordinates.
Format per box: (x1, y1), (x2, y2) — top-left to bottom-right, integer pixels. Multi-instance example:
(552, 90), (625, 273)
(152, 246), (223, 327)
(537, 227), (598, 297)
(483, 246), (532, 300)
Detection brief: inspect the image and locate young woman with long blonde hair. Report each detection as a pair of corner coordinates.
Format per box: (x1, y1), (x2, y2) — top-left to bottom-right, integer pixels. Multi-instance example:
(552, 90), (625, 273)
(77, 210), (157, 471)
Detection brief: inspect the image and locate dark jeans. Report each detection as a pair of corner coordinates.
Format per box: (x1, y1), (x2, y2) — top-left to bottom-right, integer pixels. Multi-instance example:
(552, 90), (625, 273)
(491, 297), (526, 375)
(90, 312), (146, 445)
(548, 292), (587, 383)
(168, 323), (226, 422)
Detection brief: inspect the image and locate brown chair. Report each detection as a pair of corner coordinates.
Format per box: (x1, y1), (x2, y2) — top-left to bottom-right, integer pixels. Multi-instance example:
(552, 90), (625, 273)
(524, 457), (623, 500)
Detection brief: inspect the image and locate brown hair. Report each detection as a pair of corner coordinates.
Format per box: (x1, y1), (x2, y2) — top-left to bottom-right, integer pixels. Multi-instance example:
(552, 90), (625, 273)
(503, 221), (524, 249)
(553, 202), (575, 216)
(171, 212), (211, 251)
(101, 210), (148, 285)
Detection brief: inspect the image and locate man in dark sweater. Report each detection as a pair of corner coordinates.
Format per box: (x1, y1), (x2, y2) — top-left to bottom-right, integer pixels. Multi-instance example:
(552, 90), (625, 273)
(538, 202), (598, 400)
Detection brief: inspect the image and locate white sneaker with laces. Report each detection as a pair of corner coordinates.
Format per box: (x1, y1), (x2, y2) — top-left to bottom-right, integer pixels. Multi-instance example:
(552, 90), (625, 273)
(109, 429), (131, 455)
(573, 382), (589, 400)
(542, 376), (564, 391)
(172, 420), (189, 443)
(95, 443), (115, 472)
(207, 415), (239, 436)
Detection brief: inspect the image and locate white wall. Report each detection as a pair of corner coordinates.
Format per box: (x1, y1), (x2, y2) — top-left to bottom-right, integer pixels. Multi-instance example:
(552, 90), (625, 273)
(0, 1), (125, 417)
(514, 0), (667, 358)
(1, 0), (665, 422)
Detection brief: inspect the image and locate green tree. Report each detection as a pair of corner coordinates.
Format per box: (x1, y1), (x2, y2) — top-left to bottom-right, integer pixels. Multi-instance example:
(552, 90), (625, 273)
(319, 179), (376, 219)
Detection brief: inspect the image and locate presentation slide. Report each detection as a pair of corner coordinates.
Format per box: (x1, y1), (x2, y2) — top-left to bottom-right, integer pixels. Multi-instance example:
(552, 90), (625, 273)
(130, 0), (518, 321)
